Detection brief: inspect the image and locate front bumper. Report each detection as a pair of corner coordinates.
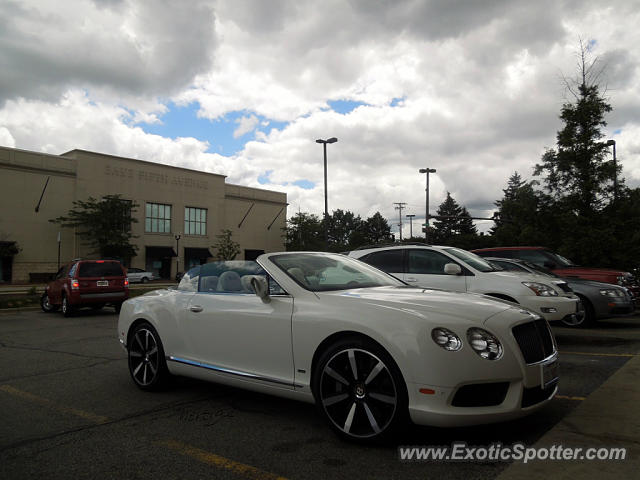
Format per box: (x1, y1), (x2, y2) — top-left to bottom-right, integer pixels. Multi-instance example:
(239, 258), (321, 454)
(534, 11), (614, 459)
(517, 295), (579, 322)
(407, 313), (558, 428)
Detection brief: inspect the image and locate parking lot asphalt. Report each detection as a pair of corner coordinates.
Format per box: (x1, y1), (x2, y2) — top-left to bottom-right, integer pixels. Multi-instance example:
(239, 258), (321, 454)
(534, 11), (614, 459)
(0, 310), (638, 480)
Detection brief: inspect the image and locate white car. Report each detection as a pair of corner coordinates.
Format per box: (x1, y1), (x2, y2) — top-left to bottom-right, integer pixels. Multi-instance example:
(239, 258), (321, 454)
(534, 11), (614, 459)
(126, 267), (155, 283)
(349, 245), (581, 323)
(118, 252), (558, 441)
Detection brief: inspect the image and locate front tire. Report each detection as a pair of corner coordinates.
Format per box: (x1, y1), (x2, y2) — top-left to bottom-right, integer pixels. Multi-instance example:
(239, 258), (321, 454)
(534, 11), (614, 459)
(312, 337), (408, 442)
(141, 277), (149, 283)
(561, 296), (595, 328)
(127, 322), (170, 390)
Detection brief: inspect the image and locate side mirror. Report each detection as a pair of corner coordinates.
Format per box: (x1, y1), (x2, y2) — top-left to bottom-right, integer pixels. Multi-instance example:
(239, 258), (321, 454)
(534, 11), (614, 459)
(444, 263), (462, 275)
(251, 276), (270, 303)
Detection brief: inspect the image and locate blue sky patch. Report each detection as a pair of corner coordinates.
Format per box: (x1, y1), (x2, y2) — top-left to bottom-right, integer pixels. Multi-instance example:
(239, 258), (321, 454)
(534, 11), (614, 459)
(327, 99), (367, 114)
(292, 179), (315, 189)
(258, 170), (273, 184)
(390, 97), (405, 107)
(140, 102), (288, 155)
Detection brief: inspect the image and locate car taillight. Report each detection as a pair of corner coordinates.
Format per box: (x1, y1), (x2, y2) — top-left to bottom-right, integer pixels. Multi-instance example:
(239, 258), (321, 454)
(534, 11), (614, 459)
(124, 278), (129, 287)
(71, 280), (80, 290)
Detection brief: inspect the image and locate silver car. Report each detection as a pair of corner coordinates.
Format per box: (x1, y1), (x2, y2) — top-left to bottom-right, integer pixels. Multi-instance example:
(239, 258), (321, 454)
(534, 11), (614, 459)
(126, 267), (155, 283)
(487, 257), (635, 327)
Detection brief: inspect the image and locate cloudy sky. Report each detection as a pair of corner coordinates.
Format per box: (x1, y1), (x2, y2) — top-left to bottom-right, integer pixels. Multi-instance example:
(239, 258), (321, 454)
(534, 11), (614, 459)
(2, 0), (640, 237)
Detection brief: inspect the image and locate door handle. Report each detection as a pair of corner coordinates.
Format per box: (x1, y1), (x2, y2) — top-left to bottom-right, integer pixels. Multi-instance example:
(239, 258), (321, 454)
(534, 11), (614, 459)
(189, 305), (203, 313)
(406, 277), (417, 282)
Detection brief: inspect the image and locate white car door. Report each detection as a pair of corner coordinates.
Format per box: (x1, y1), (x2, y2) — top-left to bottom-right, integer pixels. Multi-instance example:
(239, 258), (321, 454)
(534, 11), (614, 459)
(404, 249), (468, 292)
(183, 275), (295, 388)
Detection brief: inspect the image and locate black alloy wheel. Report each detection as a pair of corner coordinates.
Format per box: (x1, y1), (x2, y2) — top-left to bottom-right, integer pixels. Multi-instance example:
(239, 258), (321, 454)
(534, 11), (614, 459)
(560, 296), (594, 328)
(127, 322), (169, 390)
(313, 338), (407, 441)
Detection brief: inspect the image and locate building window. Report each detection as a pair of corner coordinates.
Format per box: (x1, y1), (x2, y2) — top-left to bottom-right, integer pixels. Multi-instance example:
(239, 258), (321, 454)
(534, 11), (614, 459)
(185, 207), (207, 236)
(145, 203), (171, 233)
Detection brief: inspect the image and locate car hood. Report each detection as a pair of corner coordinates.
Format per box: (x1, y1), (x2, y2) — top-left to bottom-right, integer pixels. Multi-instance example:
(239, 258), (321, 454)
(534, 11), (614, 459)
(563, 277), (625, 289)
(317, 285), (515, 324)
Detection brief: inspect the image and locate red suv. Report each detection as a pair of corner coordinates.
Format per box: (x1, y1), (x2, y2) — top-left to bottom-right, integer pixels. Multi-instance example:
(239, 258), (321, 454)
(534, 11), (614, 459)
(41, 259), (129, 316)
(471, 246), (639, 300)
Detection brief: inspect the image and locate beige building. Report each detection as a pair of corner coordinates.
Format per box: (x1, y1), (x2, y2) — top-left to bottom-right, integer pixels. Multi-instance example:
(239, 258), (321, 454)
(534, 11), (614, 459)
(0, 146), (287, 283)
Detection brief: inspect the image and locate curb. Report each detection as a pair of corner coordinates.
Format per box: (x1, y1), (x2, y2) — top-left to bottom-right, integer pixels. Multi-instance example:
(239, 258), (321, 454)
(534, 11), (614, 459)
(496, 353), (640, 478)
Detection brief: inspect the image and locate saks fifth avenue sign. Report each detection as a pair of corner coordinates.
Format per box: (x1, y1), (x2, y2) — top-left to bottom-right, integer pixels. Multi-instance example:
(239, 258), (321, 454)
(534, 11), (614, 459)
(104, 164), (208, 190)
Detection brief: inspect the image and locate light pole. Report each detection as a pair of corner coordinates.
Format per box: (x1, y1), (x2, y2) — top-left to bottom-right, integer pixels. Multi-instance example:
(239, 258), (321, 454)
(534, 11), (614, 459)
(316, 137), (338, 249)
(174, 233), (181, 277)
(606, 139), (617, 201)
(406, 214), (415, 239)
(419, 168), (437, 243)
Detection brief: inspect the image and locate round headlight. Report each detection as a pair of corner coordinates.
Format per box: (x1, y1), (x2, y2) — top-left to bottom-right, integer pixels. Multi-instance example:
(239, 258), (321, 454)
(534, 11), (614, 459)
(431, 327), (462, 351)
(467, 328), (503, 360)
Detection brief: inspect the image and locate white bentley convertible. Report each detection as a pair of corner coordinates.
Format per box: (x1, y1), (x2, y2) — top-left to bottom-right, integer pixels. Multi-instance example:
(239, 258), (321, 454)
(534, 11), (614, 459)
(118, 252), (558, 441)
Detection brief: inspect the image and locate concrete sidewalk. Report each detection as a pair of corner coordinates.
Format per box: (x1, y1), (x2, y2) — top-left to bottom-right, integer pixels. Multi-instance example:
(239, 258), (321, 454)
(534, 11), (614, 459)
(497, 352), (640, 478)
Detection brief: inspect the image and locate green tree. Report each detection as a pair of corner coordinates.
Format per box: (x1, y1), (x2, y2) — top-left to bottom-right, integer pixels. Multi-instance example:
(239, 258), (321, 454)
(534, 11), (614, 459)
(212, 229), (240, 260)
(432, 193), (477, 240)
(285, 212), (324, 251)
(534, 45), (618, 215)
(490, 172), (548, 245)
(50, 195), (138, 264)
(363, 212), (392, 245)
(325, 209), (364, 252)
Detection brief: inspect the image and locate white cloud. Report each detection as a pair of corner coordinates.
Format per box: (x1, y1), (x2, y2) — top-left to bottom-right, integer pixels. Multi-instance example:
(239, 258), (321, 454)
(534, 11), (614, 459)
(233, 114), (260, 138)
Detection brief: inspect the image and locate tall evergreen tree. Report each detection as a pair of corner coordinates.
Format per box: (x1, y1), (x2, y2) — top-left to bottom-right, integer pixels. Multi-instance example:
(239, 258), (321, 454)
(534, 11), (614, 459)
(363, 212), (392, 245)
(285, 212), (324, 251)
(534, 45), (618, 216)
(432, 192), (477, 246)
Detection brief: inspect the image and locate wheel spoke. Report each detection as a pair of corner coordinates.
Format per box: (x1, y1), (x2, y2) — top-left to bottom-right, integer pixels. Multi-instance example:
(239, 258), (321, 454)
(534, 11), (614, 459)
(148, 361), (157, 375)
(147, 346), (158, 356)
(365, 361), (384, 385)
(134, 333), (144, 350)
(348, 350), (358, 380)
(133, 362), (143, 376)
(145, 330), (150, 350)
(325, 366), (349, 386)
(323, 393), (349, 407)
(362, 401), (381, 434)
(343, 402), (357, 433)
(369, 392), (396, 405)
(129, 351), (143, 358)
(143, 364), (148, 384)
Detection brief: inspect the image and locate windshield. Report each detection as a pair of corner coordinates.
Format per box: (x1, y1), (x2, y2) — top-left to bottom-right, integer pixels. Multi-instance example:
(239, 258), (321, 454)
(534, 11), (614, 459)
(270, 253), (404, 292)
(546, 251), (575, 267)
(443, 248), (499, 273)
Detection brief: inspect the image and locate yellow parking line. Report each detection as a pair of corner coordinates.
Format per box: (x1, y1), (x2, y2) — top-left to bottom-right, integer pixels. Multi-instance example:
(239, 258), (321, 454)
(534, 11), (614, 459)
(0, 385), (110, 424)
(555, 394), (586, 401)
(159, 439), (289, 480)
(559, 351), (639, 358)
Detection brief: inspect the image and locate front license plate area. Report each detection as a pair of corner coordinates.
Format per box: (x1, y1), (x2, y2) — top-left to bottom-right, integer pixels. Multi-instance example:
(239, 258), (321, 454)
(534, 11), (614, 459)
(541, 360), (559, 388)
(96, 280), (109, 287)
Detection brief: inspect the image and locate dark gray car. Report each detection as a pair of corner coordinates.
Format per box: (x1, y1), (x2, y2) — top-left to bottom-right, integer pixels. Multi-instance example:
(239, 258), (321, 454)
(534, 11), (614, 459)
(487, 257), (635, 327)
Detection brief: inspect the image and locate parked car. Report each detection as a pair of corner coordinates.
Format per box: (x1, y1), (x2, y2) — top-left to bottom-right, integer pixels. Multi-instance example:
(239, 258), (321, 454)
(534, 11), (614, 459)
(485, 257), (635, 327)
(118, 252), (558, 441)
(126, 267), (155, 283)
(41, 259), (129, 316)
(348, 245), (581, 324)
(471, 246), (639, 300)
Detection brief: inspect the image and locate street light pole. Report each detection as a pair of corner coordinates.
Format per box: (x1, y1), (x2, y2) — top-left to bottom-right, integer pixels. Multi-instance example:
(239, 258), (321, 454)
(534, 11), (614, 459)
(419, 168), (437, 243)
(316, 137), (338, 250)
(606, 139), (617, 201)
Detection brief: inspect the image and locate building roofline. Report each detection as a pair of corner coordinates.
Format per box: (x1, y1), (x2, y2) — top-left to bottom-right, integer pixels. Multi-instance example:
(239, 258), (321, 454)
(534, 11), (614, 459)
(60, 148), (227, 179)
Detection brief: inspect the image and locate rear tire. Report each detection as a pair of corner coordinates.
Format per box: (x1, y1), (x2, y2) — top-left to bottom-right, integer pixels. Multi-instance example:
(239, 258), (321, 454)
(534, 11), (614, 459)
(127, 322), (170, 390)
(61, 295), (74, 317)
(312, 337), (408, 442)
(141, 277), (149, 283)
(41, 293), (59, 312)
